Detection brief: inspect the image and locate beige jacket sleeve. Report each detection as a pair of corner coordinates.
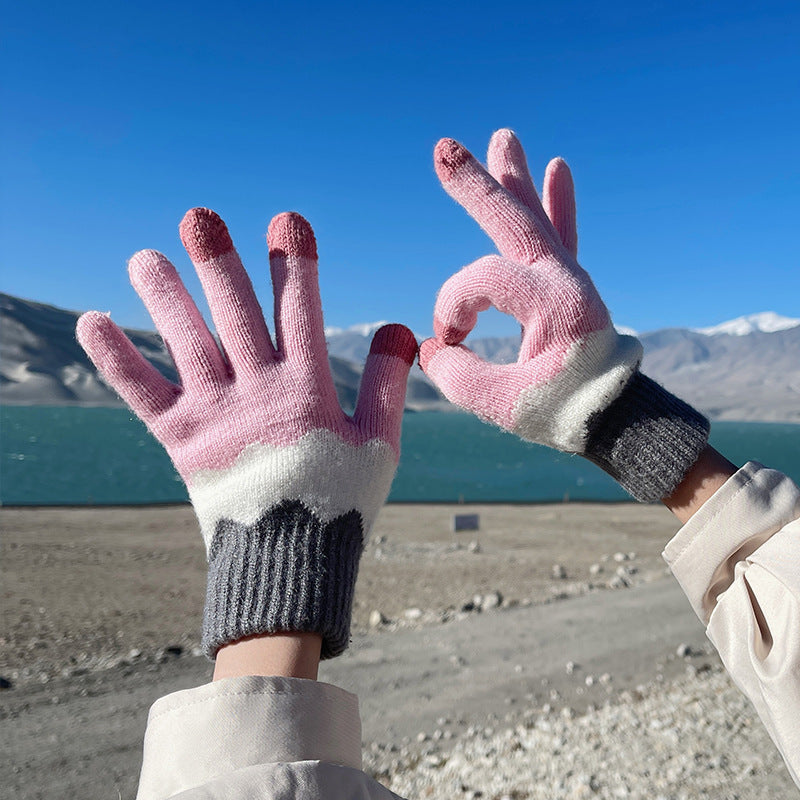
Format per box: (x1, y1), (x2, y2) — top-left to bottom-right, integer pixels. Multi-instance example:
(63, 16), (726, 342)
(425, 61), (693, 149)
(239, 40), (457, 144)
(135, 675), (404, 800)
(663, 462), (800, 788)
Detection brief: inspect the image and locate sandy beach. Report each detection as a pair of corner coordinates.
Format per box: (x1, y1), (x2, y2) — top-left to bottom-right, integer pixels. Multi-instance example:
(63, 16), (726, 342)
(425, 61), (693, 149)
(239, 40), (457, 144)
(1, 503), (796, 798)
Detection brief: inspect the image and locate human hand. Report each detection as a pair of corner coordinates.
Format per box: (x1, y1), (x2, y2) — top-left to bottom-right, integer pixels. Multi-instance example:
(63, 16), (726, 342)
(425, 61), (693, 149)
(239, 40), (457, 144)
(420, 130), (708, 501)
(77, 209), (417, 657)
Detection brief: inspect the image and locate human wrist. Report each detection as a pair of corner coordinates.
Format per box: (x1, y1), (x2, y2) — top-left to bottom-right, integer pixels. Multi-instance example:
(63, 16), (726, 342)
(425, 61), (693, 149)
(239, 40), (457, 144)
(213, 632), (322, 681)
(662, 445), (737, 524)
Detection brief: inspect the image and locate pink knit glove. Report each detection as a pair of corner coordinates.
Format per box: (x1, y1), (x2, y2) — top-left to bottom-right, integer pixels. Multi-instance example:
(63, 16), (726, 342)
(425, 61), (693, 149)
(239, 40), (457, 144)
(77, 209), (417, 657)
(420, 131), (708, 502)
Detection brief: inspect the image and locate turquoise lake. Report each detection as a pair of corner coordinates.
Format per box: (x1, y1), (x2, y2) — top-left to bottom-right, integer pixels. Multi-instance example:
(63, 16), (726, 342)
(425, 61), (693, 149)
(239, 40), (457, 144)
(2, 406), (798, 505)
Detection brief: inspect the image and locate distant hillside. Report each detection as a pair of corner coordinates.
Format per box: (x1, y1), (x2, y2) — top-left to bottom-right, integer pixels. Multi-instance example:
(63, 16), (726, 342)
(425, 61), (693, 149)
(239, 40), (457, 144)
(0, 294), (442, 412)
(2, 293), (798, 421)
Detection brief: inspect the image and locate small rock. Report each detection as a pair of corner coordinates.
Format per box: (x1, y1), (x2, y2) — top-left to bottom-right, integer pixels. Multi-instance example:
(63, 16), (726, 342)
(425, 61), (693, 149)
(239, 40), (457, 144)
(616, 565), (636, 578)
(566, 660), (579, 674)
(369, 609), (388, 628)
(191, 646), (203, 657)
(403, 607), (423, 621)
(416, 731), (428, 742)
(585, 674), (595, 687)
(599, 672), (613, 685)
(613, 552), (629, 562)
(552, 564), (568, 579)
(480, 590), (502, 610)
(127, 648), (142, 661)
(676, 643), (692, 658)
(589, 563), (603, 575)
(468, 540), (481, 553)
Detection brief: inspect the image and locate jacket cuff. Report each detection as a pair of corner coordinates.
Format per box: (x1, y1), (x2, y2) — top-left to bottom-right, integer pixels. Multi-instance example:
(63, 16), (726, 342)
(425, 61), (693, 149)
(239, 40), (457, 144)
(136, 676), (362, 800)
(663, 462), (800, 623)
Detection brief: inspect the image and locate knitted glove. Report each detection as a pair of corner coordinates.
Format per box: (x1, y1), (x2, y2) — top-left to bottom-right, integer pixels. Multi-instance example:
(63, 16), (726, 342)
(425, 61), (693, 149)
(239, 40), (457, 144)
(77, 209), (417, 658)
(419, 130), (709, 502)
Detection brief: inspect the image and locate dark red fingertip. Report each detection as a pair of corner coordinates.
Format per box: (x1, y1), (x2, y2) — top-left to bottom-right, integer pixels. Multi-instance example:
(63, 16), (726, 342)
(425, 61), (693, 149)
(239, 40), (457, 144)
(434, 138), (473, 182)
(267, 212), (318, 260)
(369, 324), (418, 365)
(433, 316), (470, 346)
(179, 208), (234, 262)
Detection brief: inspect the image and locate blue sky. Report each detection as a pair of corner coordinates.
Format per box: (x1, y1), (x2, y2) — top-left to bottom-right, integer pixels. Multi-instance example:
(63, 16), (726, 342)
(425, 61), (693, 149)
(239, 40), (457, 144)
(2, 0), (798, 338)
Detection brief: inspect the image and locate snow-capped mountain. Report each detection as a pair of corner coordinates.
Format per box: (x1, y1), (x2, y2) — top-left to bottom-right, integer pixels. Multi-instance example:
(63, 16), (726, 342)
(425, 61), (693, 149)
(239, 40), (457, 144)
(692, 312), (800, 337)
(323, 321), (390, 339)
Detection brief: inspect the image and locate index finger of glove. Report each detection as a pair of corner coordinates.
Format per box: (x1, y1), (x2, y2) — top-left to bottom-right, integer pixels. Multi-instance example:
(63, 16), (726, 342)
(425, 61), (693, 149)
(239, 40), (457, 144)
(432, 256), (550, 346)
(180, 208), (277, 376)
(354, 325), (418, 455)
(435, 138), (558, 264)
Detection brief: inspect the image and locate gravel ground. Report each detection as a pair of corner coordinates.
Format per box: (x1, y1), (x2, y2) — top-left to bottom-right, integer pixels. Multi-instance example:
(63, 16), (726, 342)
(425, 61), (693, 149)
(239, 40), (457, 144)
(365, 666), (793, 799)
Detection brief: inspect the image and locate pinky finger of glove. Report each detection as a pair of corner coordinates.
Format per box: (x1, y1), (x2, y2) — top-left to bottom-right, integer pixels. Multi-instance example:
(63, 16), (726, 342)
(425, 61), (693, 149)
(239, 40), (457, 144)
(542, 157), (578, 258)
(354, 324), (418, 454)
(76, 311), (180, 421)
(419, 338), (526, 431)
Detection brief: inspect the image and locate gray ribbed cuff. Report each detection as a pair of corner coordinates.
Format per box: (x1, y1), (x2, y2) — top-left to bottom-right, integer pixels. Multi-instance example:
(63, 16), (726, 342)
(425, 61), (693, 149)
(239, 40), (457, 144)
(202, 500), (365, 660)
(584, 371), (710, 502)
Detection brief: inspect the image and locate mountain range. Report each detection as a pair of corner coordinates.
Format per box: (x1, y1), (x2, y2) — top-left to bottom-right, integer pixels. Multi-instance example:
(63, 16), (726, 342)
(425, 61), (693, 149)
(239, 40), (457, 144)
(1, 293), (798, 422)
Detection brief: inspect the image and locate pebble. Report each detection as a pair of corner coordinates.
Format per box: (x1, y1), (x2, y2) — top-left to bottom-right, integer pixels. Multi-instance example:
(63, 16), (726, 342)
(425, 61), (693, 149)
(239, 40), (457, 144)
(403, 608), (423, 621)
(552, 564), (568, 579)
(613, 552), (629, 562)
(676, 643), (692, 658)
(467, 541), (481, 554)
(566, 661), (579, 674)
(589, 563), (603, 575)
(369, 610), (388, 628)
(480, 591), (502, 611)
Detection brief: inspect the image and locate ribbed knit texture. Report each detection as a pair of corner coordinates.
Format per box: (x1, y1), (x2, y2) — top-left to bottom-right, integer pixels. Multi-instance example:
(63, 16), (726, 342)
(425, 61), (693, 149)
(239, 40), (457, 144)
(584, 371), (710, 502)
(202, 500), (365, 659)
